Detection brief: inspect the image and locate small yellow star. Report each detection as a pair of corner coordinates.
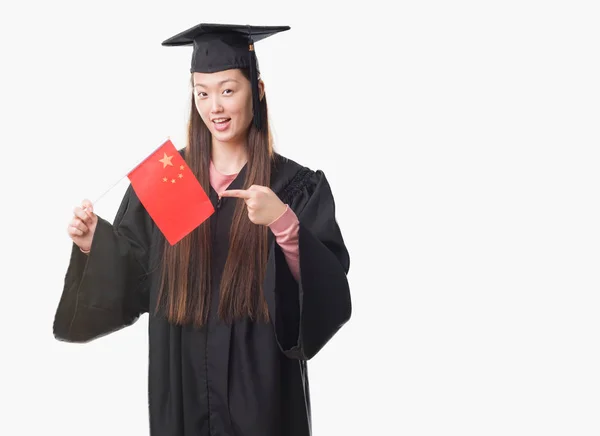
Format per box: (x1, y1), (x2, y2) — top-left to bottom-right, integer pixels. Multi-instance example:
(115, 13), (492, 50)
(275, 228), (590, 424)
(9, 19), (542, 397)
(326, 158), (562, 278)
(178, 173), (183, 179)
(159, 153), (174, 168)
(171, 179), (176, 183)
(163, 177), (167, 182)
(180, 165), (184, 170)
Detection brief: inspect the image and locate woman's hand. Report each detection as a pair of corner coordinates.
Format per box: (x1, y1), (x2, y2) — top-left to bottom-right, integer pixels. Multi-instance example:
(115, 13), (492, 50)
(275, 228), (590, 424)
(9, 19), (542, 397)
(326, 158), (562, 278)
(67, 199), (98, 253)
(220, 185), (287, 226)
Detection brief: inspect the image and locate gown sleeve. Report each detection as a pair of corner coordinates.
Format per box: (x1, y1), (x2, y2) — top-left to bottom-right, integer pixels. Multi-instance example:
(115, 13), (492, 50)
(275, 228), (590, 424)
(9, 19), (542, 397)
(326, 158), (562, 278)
(53, 184), (153, 343)
(266, 169), (351, 360)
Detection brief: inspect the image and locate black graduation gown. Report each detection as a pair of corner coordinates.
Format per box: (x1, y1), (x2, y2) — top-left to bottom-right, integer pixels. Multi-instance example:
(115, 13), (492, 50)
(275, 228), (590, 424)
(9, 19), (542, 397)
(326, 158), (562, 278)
(53, 153), (351, 436)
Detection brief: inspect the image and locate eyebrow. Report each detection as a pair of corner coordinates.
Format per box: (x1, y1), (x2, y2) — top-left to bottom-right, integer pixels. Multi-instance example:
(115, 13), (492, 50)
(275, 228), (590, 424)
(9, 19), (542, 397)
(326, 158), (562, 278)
(193, 79), (239, 88)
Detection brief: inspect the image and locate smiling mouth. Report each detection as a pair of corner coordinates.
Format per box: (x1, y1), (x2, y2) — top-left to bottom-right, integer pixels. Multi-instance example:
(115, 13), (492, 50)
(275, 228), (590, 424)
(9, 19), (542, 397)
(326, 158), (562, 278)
(213, 118), (231, 124)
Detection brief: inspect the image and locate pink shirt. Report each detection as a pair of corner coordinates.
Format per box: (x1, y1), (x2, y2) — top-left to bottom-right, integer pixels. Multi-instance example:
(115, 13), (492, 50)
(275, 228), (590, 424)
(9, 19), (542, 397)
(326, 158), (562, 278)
(210, 161), (300, 281)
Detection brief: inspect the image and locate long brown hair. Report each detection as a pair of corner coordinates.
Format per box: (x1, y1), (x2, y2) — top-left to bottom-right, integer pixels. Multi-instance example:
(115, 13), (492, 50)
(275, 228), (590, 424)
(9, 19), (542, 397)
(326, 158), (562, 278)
(154, 69), (274, 327)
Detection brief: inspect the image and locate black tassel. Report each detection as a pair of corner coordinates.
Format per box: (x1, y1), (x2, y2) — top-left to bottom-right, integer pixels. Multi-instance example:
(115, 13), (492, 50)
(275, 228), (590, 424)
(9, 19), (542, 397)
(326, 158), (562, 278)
(248, 34), (261, 131)
(249, 45), (261, 130)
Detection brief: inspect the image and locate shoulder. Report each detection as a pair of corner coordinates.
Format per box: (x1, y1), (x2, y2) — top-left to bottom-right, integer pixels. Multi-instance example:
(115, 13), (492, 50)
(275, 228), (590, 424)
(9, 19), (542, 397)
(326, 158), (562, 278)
(270, 153), (329, 209)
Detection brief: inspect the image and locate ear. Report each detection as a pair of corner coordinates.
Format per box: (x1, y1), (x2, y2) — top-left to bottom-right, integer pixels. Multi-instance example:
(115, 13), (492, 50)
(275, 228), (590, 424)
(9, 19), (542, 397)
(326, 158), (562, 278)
(258, 79), (265, 101)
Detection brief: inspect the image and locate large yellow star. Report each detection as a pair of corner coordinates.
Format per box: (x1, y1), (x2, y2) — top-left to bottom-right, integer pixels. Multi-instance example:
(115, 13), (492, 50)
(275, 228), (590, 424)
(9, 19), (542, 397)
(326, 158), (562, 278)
(159, 153), (174, 168)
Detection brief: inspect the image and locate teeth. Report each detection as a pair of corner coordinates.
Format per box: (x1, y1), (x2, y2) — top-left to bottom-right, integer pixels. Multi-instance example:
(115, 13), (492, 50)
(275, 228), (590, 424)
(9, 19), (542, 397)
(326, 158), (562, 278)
(213, 118), (229, 123)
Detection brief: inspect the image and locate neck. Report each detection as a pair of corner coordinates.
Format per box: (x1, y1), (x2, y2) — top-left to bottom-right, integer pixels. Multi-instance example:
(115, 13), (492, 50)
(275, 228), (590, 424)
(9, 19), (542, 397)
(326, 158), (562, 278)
(211, 139), (248, 175)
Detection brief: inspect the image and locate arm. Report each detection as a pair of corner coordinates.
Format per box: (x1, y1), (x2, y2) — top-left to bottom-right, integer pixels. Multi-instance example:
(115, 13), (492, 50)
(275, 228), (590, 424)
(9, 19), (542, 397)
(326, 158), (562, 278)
(53, 184), (153, 343)
(268, 205), (300, 282)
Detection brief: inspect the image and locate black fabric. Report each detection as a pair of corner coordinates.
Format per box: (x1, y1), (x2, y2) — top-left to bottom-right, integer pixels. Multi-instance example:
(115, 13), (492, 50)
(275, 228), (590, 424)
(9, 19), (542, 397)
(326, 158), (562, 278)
(161, 24), (290, 69)
(53, 153), (351, 436)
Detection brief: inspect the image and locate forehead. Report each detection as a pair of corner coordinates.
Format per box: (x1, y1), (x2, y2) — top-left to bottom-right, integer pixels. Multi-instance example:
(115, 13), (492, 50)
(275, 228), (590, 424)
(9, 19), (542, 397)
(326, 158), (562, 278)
(193, 69), (245, 86)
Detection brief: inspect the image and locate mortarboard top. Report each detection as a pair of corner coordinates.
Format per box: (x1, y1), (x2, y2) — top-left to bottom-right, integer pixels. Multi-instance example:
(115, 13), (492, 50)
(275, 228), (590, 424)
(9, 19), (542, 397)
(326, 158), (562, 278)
(162, 23), (290, 131)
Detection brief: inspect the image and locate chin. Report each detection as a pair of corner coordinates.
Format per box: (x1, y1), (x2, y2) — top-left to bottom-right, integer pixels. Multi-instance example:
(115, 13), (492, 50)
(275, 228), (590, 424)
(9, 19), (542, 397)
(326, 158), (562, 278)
(212, 130), (237, 143)
(212, 126), (249, 144)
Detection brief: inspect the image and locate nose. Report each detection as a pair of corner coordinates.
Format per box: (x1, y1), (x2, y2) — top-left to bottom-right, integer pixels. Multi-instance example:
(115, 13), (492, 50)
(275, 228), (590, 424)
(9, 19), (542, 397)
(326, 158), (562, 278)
(210, 96), (223, 114)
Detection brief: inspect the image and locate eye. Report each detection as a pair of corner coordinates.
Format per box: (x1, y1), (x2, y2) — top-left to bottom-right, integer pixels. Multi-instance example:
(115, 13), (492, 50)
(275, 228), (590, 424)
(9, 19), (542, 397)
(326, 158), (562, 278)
(223, 89), (233, 95)
(196, 91), (207, 98)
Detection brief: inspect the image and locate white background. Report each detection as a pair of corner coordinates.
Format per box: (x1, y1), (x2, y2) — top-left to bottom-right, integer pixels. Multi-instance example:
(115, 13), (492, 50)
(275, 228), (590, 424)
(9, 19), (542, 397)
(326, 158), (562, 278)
(1, 0), (599, 435)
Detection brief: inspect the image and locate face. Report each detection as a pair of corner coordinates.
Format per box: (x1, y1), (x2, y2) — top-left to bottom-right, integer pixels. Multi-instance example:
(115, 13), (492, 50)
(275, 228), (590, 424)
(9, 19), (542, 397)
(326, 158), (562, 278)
(192, 69), (263, 145)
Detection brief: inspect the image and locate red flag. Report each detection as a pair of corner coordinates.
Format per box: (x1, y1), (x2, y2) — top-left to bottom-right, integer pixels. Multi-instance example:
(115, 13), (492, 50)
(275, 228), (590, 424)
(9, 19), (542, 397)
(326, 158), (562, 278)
(127, 139), (214, 245)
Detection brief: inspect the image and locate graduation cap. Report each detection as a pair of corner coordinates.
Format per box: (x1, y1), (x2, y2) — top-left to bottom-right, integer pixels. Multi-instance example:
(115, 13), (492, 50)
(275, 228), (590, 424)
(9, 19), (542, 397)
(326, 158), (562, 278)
(162, 23), (290, 131)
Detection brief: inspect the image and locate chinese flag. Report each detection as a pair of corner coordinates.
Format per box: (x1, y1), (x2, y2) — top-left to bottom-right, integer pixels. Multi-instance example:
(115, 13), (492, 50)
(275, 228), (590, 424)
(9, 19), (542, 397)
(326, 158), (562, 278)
(127, 139), (214, 245)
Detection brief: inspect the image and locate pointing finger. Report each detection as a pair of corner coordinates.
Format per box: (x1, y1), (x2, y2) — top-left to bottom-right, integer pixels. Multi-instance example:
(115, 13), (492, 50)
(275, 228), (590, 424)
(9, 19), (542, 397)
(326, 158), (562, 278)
(220, 189), (252, 199)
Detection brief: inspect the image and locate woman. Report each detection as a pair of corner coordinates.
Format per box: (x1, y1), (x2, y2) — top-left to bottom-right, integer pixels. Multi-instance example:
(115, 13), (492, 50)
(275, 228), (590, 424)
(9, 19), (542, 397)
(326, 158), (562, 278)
(53, 23), (351, 436)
